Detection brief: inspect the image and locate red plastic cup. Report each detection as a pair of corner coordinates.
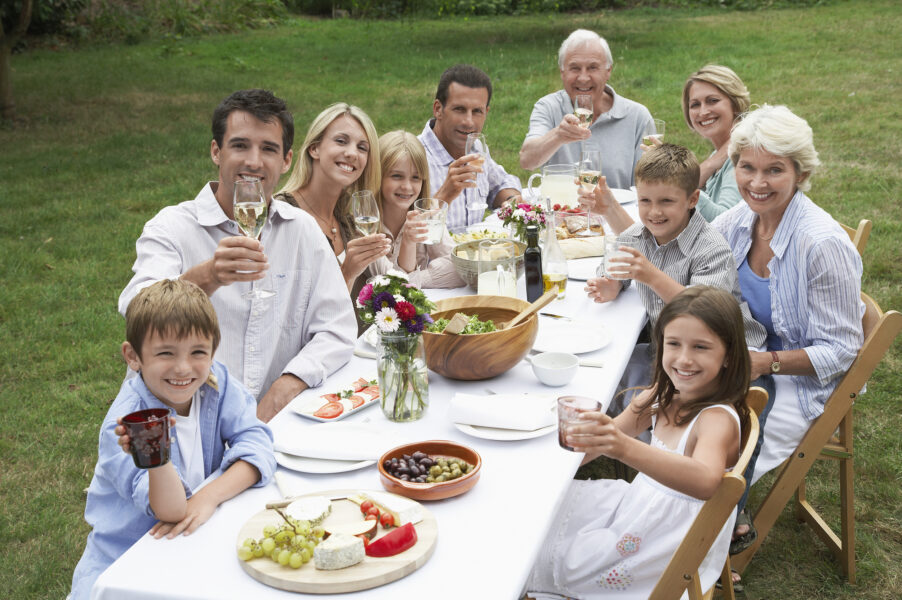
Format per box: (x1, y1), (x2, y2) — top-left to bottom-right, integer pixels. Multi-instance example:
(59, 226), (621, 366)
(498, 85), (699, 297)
(557, 396), (601, 451)
(122, 408), (172, 469)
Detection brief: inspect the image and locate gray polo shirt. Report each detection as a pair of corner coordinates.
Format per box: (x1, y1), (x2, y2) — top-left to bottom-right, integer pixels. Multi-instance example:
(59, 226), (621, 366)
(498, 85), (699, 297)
(524, 85), (653, 189)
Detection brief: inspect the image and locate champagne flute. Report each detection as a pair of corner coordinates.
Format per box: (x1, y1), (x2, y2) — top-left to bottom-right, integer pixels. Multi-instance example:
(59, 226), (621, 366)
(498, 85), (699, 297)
(352, 190), (381, 236)
(643, 118), (666, 146)
(577, 145), (602, 237)
(233, 179), (275, 299)
(465, 133), (488, 212)
(574, 94), (593, 129)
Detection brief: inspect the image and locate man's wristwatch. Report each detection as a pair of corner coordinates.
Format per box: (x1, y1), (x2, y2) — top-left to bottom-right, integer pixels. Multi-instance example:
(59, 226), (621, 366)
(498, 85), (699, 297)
(770, 351), (781, 374)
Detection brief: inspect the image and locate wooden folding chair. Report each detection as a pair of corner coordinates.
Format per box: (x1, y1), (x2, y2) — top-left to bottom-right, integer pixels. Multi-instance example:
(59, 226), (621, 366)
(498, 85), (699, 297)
(840, 218), (872, 256)
(731, 294), (901, 583)
(649, 387), (768, 600)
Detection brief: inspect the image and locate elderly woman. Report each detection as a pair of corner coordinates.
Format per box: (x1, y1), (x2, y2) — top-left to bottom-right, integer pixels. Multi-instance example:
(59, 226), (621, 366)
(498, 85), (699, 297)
(683, 65), (751, 221)
(276, 102), (391, 292)
(713, 105), (864, 563)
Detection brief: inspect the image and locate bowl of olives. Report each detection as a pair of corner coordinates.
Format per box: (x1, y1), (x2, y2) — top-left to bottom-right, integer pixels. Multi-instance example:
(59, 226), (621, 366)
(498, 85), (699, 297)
(378, 440), (482, 501)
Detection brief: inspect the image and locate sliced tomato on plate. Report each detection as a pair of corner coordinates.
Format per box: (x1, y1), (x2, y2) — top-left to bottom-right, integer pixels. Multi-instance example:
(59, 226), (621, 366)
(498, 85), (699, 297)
(361, 385), (380, 397)
(320, 393), (341, 403)
(349, 394), (366, 408)
(351, 378), (369, 392)
(313, 401), (344, 419)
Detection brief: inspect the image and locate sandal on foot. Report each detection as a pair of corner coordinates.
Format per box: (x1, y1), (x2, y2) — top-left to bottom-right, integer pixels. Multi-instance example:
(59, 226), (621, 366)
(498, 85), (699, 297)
(715, 570), (744, 594)
(729, 509), (757, 555)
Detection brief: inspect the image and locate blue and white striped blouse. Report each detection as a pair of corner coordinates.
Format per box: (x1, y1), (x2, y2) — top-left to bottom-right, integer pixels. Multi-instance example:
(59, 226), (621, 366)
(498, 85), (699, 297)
(713, 190), (864, 420)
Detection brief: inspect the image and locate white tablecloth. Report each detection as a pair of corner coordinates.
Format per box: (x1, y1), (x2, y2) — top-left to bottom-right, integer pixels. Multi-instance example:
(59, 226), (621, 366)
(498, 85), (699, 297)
(93, 204), (646, 600)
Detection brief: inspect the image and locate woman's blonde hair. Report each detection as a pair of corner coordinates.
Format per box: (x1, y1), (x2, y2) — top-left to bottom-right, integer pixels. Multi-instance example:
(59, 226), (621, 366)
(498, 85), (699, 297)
(375, 130), (431, 217)
(681, 65), (750, 131)
(729, 104), (820, 192)
(279, 102), (381, 227)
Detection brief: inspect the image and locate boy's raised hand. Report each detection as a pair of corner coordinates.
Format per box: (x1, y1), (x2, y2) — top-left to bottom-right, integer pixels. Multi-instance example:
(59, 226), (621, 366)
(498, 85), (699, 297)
(585, 276), (622, 304)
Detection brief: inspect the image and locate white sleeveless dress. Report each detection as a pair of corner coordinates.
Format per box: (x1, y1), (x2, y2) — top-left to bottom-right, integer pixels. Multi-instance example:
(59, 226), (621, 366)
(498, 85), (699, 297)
(526, 405), (740, 600)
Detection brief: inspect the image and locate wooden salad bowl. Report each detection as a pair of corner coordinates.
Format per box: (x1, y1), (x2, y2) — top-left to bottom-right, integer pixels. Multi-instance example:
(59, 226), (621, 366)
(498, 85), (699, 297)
(423, 295), (538, 380)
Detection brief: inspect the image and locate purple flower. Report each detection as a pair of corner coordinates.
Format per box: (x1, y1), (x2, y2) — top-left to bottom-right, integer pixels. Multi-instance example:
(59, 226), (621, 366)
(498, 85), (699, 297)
(405, 314), (425, 334)
(372, 291), (395, 310)
(423, 313), (434, 324)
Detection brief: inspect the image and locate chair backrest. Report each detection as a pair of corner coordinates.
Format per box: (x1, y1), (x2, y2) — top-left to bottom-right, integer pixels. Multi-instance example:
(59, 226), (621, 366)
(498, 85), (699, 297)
(840, 219), (872, 256)
(648, 386), (766, 600)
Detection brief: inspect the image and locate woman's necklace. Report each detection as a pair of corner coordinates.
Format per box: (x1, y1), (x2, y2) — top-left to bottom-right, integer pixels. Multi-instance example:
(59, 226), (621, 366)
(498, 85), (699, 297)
(756, 221), (776, 242)
(297, 190), (339, 244)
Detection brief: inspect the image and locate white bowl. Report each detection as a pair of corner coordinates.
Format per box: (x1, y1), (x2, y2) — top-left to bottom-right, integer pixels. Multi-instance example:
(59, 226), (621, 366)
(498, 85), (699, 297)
(530, 352), (579, 387)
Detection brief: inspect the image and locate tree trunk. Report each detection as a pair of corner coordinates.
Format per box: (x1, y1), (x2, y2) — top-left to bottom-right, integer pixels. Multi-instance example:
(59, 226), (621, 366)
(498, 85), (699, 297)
(0, 43), (14, 121)
(0, 0), (34, 123)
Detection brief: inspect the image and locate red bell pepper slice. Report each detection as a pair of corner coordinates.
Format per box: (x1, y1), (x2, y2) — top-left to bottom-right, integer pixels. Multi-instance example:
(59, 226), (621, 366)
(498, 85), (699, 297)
(364, 522), (417, 557)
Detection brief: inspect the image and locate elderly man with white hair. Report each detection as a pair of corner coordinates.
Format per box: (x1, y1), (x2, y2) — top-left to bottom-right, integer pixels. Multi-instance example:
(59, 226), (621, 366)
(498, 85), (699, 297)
(519, 29), (653, 189)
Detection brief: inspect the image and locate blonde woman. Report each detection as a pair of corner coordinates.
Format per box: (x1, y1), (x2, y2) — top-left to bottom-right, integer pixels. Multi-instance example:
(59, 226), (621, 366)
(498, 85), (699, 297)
(681, 65), (751, 220)
(370, 131), (464, 289)
(276, 103), (390, 290)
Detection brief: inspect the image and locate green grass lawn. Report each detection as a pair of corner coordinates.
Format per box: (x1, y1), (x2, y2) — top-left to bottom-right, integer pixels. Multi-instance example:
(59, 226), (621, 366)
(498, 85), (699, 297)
(1, 1), (900, 598)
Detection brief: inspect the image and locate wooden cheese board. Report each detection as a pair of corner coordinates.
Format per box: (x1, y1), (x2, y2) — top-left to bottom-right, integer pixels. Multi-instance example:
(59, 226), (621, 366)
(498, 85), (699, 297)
(236, 489), (438, 593)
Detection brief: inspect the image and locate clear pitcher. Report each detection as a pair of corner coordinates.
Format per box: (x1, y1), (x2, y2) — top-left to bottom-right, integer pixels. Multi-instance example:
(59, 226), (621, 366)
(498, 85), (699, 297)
(526, 163), (578, 210)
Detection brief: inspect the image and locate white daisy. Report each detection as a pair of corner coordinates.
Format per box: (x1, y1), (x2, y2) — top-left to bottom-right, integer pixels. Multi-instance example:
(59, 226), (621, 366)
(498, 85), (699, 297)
(513, 208), (526, 219)
(375, 307), (400, 332)
(393, 294), (406, 305)
(386, 268), (409, 281)
(371, 275), (390, 287)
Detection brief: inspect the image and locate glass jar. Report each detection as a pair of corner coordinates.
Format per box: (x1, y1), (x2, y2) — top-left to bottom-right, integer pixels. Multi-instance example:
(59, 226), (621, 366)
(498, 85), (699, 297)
(377, 331), (429, 422)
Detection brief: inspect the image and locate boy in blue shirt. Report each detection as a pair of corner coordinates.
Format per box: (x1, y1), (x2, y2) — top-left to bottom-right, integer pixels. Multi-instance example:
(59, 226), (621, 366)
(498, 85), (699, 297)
(70, 279), (275, 600)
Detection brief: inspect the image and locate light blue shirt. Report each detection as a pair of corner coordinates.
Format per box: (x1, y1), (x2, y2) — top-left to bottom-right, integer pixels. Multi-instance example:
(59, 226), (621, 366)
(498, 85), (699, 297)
(419, 120), (522, 233)
(70, 361), (275, 600)
(714, 191), (864, 420)
(697, 156), (743, 222)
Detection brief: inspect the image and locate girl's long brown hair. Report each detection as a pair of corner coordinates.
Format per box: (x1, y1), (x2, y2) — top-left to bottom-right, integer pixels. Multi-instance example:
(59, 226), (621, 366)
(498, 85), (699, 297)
(633, 286), (751, 435)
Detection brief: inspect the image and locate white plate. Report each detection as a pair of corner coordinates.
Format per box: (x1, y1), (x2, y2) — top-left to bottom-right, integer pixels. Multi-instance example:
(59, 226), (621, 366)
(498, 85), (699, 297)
(612, 188), (637, 204)
(274, 451), (375, 474)
(361, 324), (379, 349)
(568, 257), (602, 281)
(534, 319), (610, 354)
(292, 379), (379, 423)
(453, 421), (557, 441)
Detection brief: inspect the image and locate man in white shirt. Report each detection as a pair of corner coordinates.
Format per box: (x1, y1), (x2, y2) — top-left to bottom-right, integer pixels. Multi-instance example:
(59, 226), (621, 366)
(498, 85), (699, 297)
(519, 29), (653, 189)
(418, 64), (521, 232)
(119, 89), (356, 422)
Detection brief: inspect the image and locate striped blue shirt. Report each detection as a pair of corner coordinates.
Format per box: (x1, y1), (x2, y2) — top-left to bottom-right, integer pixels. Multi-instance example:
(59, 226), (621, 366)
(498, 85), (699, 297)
(714, 191), (864, 420)
(419, 119), (521, 233)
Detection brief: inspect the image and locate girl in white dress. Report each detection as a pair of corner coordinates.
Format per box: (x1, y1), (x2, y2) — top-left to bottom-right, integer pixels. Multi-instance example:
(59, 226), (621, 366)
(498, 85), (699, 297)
(527, 286), (752, 599)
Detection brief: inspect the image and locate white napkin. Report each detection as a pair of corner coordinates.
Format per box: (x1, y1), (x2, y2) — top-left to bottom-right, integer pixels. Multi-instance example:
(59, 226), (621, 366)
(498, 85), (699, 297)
(449, 393), (556, 431)
(273, 422), (385, 461)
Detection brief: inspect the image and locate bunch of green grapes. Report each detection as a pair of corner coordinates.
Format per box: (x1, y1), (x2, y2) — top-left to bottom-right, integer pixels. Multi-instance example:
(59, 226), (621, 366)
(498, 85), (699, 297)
(236, 517), (326, 569)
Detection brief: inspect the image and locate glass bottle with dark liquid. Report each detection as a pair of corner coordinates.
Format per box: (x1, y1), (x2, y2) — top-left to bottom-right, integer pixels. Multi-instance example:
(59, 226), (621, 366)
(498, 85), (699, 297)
(524, 224), (544, 302)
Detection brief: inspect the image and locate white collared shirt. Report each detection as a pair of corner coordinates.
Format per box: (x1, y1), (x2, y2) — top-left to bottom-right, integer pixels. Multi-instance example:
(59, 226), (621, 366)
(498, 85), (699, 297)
(119, 183), (357, 398)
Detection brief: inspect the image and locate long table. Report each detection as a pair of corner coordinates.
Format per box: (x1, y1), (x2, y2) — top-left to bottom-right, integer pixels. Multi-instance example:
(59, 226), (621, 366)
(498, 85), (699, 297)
(92, 219), (647, 600)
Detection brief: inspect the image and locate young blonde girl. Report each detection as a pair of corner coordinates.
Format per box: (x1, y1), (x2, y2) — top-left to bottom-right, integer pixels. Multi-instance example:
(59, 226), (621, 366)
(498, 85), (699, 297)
(370, 130), (464, 288)
(527, 286), (751, 599)
(276, 103), (391, 291)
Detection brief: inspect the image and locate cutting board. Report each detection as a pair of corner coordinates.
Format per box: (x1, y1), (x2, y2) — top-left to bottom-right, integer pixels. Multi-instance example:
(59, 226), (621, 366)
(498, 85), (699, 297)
(237, 489), (438, 593)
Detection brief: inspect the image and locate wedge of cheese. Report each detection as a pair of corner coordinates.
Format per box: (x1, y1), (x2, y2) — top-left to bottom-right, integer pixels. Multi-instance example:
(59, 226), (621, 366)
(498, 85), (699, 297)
(313, 533), (365, 570)
(285, 496), (332, 526)
(348, 491), (423, 527)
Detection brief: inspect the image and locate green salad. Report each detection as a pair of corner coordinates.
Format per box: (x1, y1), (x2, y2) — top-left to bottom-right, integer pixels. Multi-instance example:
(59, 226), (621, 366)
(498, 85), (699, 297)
(427, 314), (496, 335)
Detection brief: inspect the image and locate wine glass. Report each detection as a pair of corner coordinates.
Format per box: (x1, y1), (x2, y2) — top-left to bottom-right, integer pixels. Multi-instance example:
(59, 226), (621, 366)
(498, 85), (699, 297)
(643, 118), (666, 146)
(465, 133), (488, 212)
(233, 179), (275, 299)
(574, 94), (593, 129)
(351, 190), (381, 236)
(577, 145), (602, 237)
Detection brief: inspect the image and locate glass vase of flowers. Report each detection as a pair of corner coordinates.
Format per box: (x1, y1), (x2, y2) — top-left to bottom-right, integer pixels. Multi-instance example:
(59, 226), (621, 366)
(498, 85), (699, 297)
(356, 271), (436, 422)
(497, 201), (548, 243)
